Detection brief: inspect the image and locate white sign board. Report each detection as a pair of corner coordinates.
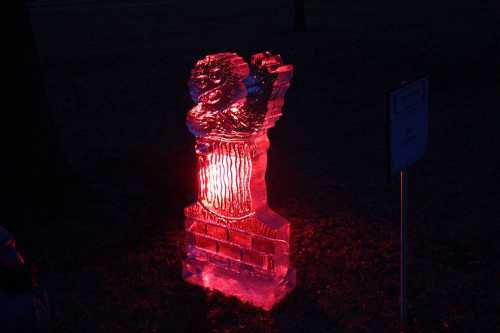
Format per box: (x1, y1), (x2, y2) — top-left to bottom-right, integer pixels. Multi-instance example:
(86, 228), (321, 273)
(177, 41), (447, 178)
(389, 78), (429, 174)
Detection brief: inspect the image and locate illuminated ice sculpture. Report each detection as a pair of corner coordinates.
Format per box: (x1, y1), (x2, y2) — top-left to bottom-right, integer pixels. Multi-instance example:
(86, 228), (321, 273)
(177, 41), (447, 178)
(182, 52), (295, 310)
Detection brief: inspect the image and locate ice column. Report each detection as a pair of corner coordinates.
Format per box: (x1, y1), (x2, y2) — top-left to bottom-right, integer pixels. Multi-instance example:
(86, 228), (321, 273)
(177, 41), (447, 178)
(182, 52), (295, 310)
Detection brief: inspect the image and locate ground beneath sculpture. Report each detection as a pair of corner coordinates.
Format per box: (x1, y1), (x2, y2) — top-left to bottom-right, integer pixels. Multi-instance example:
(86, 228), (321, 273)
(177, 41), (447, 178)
(8, 1), (499, 332)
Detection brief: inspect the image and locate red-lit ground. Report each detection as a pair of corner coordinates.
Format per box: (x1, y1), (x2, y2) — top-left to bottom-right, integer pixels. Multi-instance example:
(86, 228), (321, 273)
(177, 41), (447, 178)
(9, 1), (499, 332)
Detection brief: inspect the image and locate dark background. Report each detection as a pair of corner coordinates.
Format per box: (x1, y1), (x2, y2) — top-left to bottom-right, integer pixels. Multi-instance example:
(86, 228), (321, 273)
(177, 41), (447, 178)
(10, 1), (500, 332)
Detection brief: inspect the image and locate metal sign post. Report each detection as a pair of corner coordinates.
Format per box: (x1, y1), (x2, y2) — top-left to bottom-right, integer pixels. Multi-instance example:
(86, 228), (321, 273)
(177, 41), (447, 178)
(400, 169), (408, 332)
(388, 77), (429, 333)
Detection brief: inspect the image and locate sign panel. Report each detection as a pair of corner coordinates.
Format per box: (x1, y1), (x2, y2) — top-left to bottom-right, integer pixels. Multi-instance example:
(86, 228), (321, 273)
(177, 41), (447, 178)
(389, 78), (429, 174)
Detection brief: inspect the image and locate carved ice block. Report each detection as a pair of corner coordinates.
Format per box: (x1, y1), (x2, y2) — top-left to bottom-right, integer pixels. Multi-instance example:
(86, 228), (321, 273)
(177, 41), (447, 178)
(182, 52), (295, 310)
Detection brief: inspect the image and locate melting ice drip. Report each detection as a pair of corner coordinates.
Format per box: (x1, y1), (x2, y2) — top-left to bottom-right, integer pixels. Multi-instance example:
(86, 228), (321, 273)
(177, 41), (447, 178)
(183, 52), (295, 310)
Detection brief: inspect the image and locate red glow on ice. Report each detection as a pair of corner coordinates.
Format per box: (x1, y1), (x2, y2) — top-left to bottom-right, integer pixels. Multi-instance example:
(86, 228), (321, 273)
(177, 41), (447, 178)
(183, 52), (295, 310)
(197, 140), (253, 219)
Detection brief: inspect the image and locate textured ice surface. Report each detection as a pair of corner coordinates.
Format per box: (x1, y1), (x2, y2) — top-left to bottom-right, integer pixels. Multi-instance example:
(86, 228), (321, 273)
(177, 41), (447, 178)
(187, 52), (293, 139)
(183, 52), (294, 310)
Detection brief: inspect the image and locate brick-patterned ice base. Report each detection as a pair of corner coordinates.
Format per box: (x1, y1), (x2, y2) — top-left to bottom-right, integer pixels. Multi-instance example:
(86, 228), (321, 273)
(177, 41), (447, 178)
(183, 203), (295, 310)
(183, 257), (296, 310)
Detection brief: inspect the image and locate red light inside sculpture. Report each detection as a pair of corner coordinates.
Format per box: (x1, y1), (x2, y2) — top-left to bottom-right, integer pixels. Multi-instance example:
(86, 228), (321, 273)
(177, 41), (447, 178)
(197, 140), (253, 218)
(182, 52), (295, 310)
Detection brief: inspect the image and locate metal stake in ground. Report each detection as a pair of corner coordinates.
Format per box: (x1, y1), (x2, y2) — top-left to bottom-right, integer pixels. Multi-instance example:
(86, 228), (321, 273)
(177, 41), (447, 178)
(400, 169), (408, 332)
(388, 77), (429, 332)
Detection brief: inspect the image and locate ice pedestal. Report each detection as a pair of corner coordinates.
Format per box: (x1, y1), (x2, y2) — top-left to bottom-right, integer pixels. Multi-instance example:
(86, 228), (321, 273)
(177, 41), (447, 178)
(183, 257), (296, 310)
(183, 52), (294, 310)
(183, 202), (295, 310)
(182, 207), (296, 309)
